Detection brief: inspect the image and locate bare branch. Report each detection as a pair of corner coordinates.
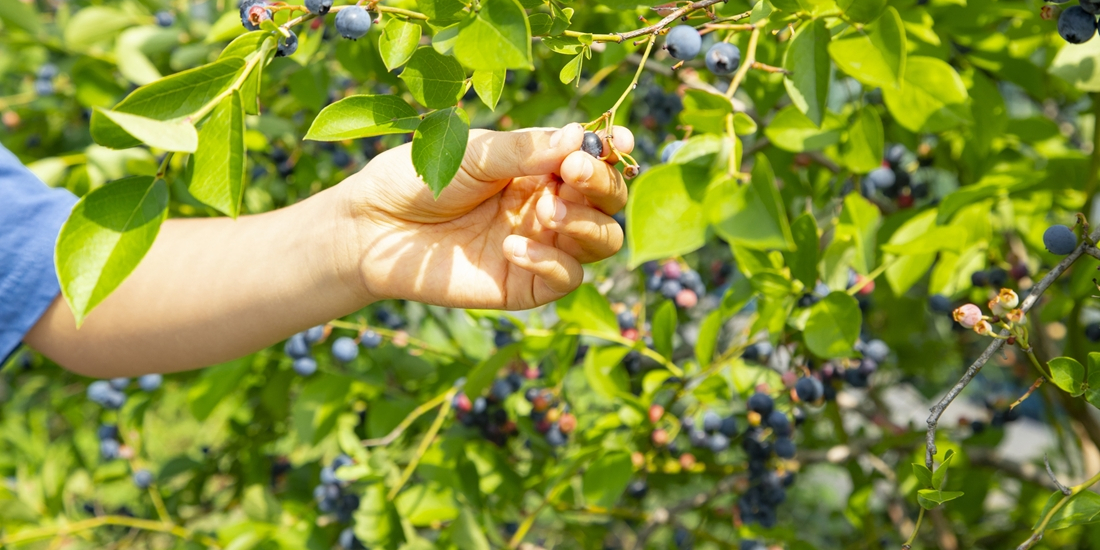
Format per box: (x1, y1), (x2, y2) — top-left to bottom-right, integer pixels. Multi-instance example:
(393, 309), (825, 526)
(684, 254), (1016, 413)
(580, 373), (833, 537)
(1045, 454), (1072, 496)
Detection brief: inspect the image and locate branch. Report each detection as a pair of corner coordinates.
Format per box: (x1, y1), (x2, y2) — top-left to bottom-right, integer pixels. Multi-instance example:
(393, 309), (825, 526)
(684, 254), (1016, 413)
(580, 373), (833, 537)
(387, 388), (456, 499)
(361, 388), (452, 447)
(924, 226), (1100, 468)
(1045, 454), (1072, 496)
(563, 0), (735, 43)
(1018, 467), (1100, 549)
(0, 516), (220, 548)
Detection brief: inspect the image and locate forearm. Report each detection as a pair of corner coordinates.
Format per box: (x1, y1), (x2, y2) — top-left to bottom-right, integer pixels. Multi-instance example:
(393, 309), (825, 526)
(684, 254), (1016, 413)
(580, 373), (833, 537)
(25, 184), (371, 377)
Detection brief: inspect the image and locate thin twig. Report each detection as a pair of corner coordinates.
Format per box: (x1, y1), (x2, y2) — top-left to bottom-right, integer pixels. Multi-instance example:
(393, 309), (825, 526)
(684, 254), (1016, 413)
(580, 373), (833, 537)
(924, 226), (1100, 468)
(562, 0), (738, 43)
(386, 388), (456, 499)
(1045, 454), (1072, 496)
(0, 516), (220, 548)
(361, 388), (452, 447)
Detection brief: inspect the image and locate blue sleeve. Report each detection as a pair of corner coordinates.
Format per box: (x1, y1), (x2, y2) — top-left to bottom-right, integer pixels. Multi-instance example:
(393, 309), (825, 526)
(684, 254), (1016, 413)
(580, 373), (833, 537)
(0, 143), (78, 364)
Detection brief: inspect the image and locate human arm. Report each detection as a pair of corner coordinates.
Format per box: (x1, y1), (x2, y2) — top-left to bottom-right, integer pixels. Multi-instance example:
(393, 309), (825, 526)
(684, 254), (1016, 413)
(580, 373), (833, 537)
(24, 123), (633, 377)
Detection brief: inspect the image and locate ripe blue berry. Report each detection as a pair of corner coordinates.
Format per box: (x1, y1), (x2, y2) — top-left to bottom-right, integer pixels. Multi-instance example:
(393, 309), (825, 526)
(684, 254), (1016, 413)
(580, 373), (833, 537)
(546, 424), (567, 446)
(276, 29), (298, 57)
(929, 294), (953, 313)
(155, 10), (174, 27)
(661, 140), (685, 163)
(719, 416), (739, 437)
(862, 339), (890, 363)
(97, 424), (119, 441)
(284, 333), (311, 359)
(133, 469), (154, 489)
(581, 132), (604, 158)
(239, 0), (271, 31)
(87, 380), (113, 403)
(360, 330), (383, 348)
(626, 479), (648, 499)
(617, 309), (636, 330)
(37, 63), (58, 80)
(767, 411), (791, 437)
(109, 377), (130, 390)
(705, 42), (741, 75)
(702, 411), (722, 433)
(335, 6), (372, 40)
(659, 279), (683, 300)
(867, 167), (896, 189)
(1087, 322), (1100, 342)
(665, 25), (702, 60)
(332, 454), (353, 470)
(794, 377), (824, 403)
(774, 437), (796, 459)
(320, 466), (339, 485)
(305, 0), (333, 15)
(1082, 0), (1100, 15)
(293, 356), (318, 376)
(332, 336), (359, 362)
(339, 527), (363, 550)
(1058, 6), (1097, 44)
(707, 433), (730, 452)
(304, 324), (326, 343)
(1044, 224), (1077, 255)
(138, 374), (162, 392)
(100, 438), (121, 460)
(747, 392), (774, 417)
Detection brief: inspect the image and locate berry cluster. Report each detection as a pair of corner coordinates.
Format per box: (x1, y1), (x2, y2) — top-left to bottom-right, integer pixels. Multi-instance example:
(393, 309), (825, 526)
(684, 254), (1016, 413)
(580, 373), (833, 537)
(664, 25), (743, 77)
(684, 408), (739, 453)
(283, 324), (384, 376)
(737, 392), (799, 528)
(313, 455), (361, 523)
(643, 260), (707, 309)
(952, 288), (1023, 336)
(863, 145), (926, 208)
(238, 0), (373, 57)
(86, 374), (163, 410)
(1056, 3), (1100, 44)
(97, 423), (125, 460)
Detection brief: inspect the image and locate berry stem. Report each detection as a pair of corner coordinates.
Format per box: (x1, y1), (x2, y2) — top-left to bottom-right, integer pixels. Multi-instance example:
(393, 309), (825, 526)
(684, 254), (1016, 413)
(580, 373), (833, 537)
(1008, 377), (1044, 410)
(386, 388), (456, 500)
(361, 388), (453, 447)
(606, 34), (656, 122)
(723, 26), (760, 100)
(0, 515), (221, 548)
(901, 507), (924, 549)
(1018, 467), (1100, 549)
(1022, 347), (1054, 384)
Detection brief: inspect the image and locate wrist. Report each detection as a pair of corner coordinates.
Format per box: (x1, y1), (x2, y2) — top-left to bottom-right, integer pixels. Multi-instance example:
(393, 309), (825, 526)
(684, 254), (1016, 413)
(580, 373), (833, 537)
(294, 182), (378, 309)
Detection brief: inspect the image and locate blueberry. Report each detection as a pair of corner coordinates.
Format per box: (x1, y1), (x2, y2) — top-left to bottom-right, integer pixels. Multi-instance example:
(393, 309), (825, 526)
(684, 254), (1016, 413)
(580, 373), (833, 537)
(970, 270), (989, 287)
(87, 380), (113, 403)
(491, 378), (514, 401)
(794, 377), (824, 403)
(1044, 224), (1077, 255)
(646, 273), (664, 292)
(339, 527), (363, 550)
(494, 330), (514, 348)
(284, 333), (311, 359)
(304, 324), (326, 343)
(276, 29), (298, 57)
(320, 466), (338, 485)
(360, 330), (383, 348)
(546, 424), (566, 446)
(719, 416), (739, 437)
(293, 356), (318, 376)
(334, 6), (372, 40)
(867, 167), (896, 189)
(702, 411), (721, 433)
(704, 42), (741, 75)
(766, 411), (791, 437)
(102, 391), (127, 410)
(155, 10), (174, 27)
(331, 336), (359, 362)
(332, 148), (351, 167)
(741, 541), (766, 550)
(581, 132), (604, 158)
(133, 469), (154, 489)
(679, 269), (705, 295)
(884, 144), (906, 166)
(617, 309), (636, 330)
(626, 479), (648, 499)
(862, 339), (889, 363)
(665, 25), (702, 59)
(100, 439), (121, 460)
(928, 294), (953, 313)
(472, 397), (487, 414)
(659, 279), (683, 300)
(37, 63), (58, 80)
(707, 433), (730, 452)
(774, 437), (796, 458)
(797, 293), (819, 308)
(845, 368), (869, 388)
(1059, 6), (1097, 43)
(661, 140), (685, 163)
(747, 392), (774, 417)
(689, 428), (708, 448)
(34, 78), (53, 96)
(109, 377), (130, 390)
(988, 267), (1008, 287)
(332, 454), (353, 470)
(305, 0), (333, 14)
(1088, 322), (1100, 342)
(1082, 0), (1100, 15)
(239, 0), (271, 31)
(136, 374), (162, 392)
(97, 424), (119, 441)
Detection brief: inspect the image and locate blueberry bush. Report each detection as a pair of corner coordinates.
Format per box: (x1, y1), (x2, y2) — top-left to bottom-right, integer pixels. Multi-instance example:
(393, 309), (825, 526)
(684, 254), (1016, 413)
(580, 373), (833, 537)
(8, 0), (1100, 548)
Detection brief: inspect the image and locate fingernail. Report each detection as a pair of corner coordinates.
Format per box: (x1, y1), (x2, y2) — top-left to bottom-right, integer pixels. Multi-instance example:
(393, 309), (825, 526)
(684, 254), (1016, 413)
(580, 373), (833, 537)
(509, 237), (527, 258)
(551, 197), (566, 222)
(550, 123), (582, 149)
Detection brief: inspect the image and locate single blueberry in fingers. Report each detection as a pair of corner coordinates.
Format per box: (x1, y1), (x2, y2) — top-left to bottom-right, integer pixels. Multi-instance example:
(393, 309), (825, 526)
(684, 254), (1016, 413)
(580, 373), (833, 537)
(581, 131), (604, 158)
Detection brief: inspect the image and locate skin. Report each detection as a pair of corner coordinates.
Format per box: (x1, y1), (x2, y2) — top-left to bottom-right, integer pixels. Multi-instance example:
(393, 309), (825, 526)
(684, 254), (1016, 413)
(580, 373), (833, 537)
(26, 123), (633, 377)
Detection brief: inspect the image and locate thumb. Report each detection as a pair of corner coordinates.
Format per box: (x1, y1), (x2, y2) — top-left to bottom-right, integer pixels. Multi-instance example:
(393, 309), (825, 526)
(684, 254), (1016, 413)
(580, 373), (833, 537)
(463, 123), (585, 182)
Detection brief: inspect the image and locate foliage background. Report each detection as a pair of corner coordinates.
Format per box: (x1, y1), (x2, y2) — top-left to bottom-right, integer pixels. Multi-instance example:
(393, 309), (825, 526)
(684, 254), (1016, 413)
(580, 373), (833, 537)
(6, 0), (1100, 548)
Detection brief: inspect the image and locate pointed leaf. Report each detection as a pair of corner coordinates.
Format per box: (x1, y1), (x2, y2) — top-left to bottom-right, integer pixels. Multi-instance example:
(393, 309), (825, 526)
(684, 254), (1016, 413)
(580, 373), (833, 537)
(883, 56), (969, 133)
(912, 463), (934, 489)
(400, 47), (467, 108)
(842, 108), (884, 173)
(411, 107), (469, 197)
(453, 0), (533, 70)
(1050, 357), (1087, 397)
(828, 7), (905, 89)
(582, 452), (634, 508)
(626, 163), (709, 267)
(652, 301), (677, 360)
(472, 69), (505, 110)
(95, 109), (198, 152)
(783, 18), (831, 126)
(305, 95), (421, 141)
(379, 17), (422, 70)
(932, 449), (955, 489)
(190, 90), (245, 217)
(556, 284), (618, 336)
(804, 292), (861, 358)
(784, 213), (820, 288)
(1086, 352), (1100, 408)
(56, 176), (169, 326)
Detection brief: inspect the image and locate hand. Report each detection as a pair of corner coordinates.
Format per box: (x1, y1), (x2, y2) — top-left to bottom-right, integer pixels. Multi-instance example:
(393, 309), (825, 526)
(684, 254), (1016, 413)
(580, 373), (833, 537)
(337, 123), (634, 310)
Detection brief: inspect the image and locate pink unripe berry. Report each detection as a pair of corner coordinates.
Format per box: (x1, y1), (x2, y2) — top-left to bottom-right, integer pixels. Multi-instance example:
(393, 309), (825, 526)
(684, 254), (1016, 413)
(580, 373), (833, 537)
(662, 261), (682, 280)
(675, 289), (698, 308)
(953, 304), (982, 328)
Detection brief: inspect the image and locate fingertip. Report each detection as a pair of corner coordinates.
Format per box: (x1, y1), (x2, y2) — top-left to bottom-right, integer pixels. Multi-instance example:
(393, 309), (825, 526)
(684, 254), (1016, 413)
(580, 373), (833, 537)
(597, 126), (636, 157)
(550, 123), (585, 153)
(561, 151), (595, 185)
(503, 234), (529, 261)
(536, 194), (567, 226)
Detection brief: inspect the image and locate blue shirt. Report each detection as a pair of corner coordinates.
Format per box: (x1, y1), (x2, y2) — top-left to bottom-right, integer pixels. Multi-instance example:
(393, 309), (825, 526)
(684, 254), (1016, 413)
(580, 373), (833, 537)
(0, 143), (77, 364)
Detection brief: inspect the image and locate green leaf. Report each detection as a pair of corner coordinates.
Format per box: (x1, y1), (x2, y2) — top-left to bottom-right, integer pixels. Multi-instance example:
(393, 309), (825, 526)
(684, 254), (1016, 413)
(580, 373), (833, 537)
(190, 91), (245, 217)
(582, 452), (633, 508)
(837, 0), (886, 24)
(652, 301), (677, 360)
(420, 0), (467, 23)
(64, 6), (136, 47)
(1036, 491), (1100, 531)
(91, 58), (245, 149)
(354, 482), (405, 548)
(1086, 352), (1100, 409)
(453, 0), (533, 70)
(679, 89), (733, 134)
(218, 31), (272, 60)
(695, 310), (723, 367)
(804, 292), (861, 358)
(763, 105), (843, 152)
(1050, 357), (1086, 397)
(451, 506), (491, 550)
(293, 374), (354, 444)
(710, 155), (795, 251)
(932, 449), (955, 489)
(472, 69), (505, 110)
(912, 463), (934, 489)
(188, 358), (251, 421)
(559, 52), (584, 84)
(0, 0), (41, 34)
(94, 109), (198, 153)
(411, 107), (470, 197)
(242, 485), (282, 523)
(828, 7), (905, 89)
(733, 112), (758, 135)
(1051, 39), (1100, 93)
(56, 176), (169, 326)
(401, 47), (467, 109)
(784, 213), (819, 288)
(305, 95), (421, 141)
(464, 344), (520, 398)
(379, 17), (422, 71)
(583, 347), (631, 399)
(842, 108), (884, 174)
(783, 18), (831, 127)
(115, 27), (175, 86)
(883, 56), (969, 133)
(835, 193), (881, 275)
(626, 163), (709, 267)
(917, 489), (964, 509)
(556, 284), (618, 336)
(883, 209), (939, 295)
